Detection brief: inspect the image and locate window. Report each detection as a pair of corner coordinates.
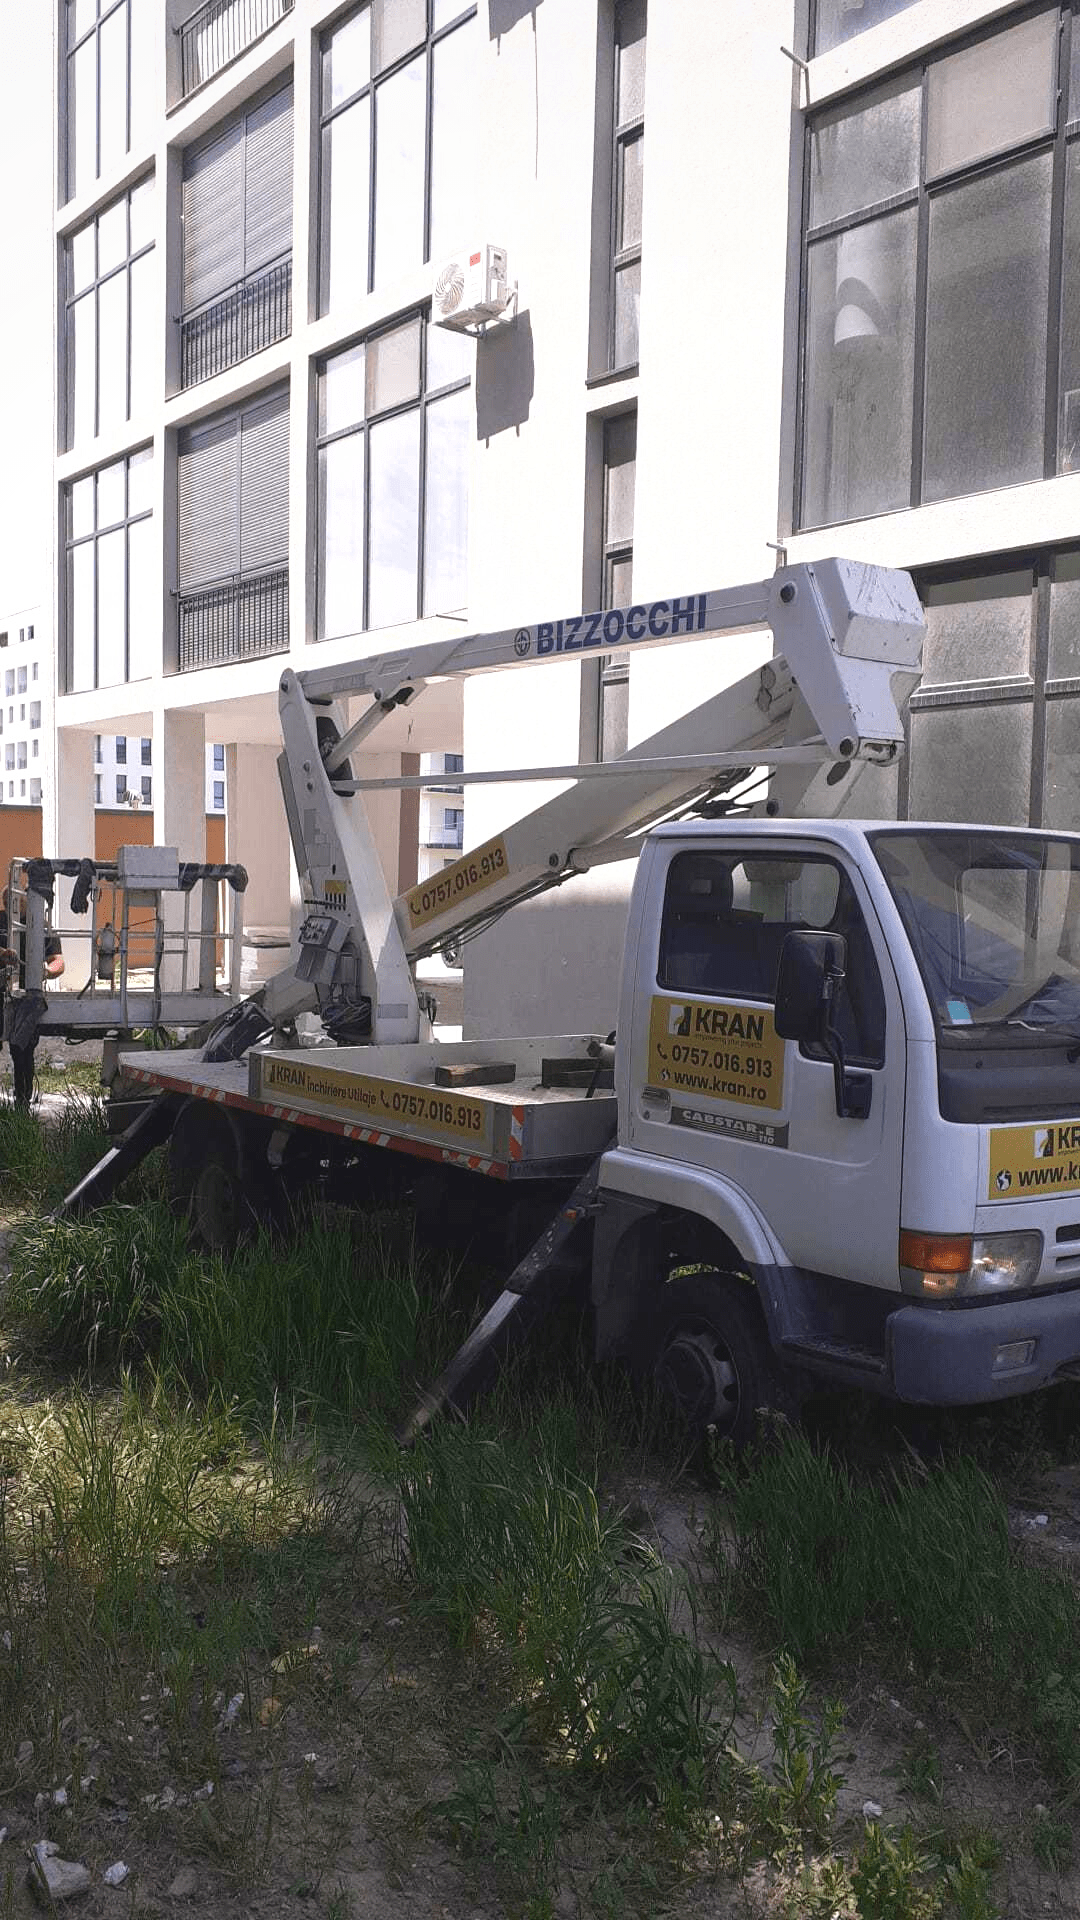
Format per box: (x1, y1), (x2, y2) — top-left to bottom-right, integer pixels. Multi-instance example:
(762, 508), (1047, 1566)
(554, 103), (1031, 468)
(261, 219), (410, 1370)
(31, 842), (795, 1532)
(115, 737), (126, 763)
(16, 746), (26, 771)
(32, 741), (39, 758)
(813, 0), (919, 56)
(18, 783), (24, 799)
(213, 779), (225, 810)
(16, 668), (26, 695)
(799, 10), (1069, 526)
(318, 2), (478, 314)
(181, 85), (293, 388)
(598, 412), (635, 760)
(4, 673), (13, 698)
(318, 316), (471, 636)
(32, 664), (38, 681)
(177, 388), (289, 668)
(65, 448), (154, 692)
(443, 806), (463, 834)
(608, 0), (646, 370)
(27, 626), (33, 642)
(19, 707), (24, 723)
(658, 849), (886, 1067)
(140, 736), (151, 765)
(4, 747), (13, 772)
(94, 774), (102, 804)
(94, 734), (102, 760)
(64, 179), (154, 449)
(141, 776), (151, 803)
(64, 0), (151, 204)
(444, 750), (463, 774)
(212, 744), (225, 771)
(29, 780), (40, 806)
(115, 775), (127, 803)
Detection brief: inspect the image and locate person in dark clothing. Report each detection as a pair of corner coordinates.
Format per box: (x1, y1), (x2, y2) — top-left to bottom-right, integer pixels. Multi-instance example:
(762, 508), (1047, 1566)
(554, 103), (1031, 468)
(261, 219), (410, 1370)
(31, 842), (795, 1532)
(0, 888), (64, 1106)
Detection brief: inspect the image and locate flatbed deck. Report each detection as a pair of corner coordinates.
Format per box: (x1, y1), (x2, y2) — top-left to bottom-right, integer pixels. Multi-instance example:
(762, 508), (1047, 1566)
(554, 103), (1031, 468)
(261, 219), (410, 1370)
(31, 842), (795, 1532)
(122, 1034), (616, 1180)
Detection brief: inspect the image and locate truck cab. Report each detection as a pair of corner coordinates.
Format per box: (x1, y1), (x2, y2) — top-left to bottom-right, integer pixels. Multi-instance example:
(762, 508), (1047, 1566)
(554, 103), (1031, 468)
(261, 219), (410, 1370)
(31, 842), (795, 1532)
(595, 818), (1080, 1428)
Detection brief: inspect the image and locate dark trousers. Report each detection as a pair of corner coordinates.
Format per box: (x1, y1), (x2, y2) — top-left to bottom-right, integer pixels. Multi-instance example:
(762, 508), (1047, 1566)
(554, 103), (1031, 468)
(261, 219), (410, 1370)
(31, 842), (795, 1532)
(10, 1041), (34, 1107)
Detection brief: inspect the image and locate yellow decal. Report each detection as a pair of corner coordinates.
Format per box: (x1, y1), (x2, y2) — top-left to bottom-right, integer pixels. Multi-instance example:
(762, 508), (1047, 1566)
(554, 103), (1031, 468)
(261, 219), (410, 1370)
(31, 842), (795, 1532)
(259, 1056), (494, 1154)
(403, 835), (509, 931)
(988, 1121), (1080, 1202)
(324, 880), (347, 906)
(648, 996), (785, 1112)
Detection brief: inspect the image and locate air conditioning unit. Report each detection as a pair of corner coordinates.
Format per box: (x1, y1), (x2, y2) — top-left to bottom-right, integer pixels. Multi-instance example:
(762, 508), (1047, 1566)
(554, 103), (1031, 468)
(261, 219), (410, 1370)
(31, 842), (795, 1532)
(432, 245), (511, 332)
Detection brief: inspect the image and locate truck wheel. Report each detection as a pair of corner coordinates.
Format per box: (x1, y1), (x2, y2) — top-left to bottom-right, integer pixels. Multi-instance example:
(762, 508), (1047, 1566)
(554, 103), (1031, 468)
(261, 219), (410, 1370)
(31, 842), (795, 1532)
(652, 1272), (790, 1450)
(168, 1102), (268, 1255)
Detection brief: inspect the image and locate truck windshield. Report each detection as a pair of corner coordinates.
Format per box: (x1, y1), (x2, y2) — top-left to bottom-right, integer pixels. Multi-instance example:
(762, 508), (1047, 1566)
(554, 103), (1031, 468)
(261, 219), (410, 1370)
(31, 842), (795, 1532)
(871, 830), (1080, 1037)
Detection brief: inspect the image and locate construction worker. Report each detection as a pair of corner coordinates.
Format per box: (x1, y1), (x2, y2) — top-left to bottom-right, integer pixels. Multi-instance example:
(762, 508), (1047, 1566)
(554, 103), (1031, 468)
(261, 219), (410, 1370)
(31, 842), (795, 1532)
(0, 887), (64, 1106)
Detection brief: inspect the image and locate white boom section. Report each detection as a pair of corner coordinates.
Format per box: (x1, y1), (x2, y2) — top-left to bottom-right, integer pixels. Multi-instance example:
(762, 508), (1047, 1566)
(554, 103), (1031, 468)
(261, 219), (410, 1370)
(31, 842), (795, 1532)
(276, 560), (924, 1041)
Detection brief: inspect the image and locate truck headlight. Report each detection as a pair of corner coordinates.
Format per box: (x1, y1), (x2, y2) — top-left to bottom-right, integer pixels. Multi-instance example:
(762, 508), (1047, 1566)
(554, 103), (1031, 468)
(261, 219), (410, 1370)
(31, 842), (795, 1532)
(900, 1230), (1043, 1297)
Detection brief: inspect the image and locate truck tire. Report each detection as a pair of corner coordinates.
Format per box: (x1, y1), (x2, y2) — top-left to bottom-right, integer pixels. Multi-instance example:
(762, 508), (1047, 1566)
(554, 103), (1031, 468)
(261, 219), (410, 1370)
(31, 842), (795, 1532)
(168, 1101), (269, 1255)
(652, 1271), (792, 1450)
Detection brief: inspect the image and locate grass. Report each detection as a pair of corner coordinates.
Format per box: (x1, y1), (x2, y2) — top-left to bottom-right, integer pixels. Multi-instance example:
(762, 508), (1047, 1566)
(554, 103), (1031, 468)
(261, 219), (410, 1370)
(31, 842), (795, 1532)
(0, 1095), (1072, 1913)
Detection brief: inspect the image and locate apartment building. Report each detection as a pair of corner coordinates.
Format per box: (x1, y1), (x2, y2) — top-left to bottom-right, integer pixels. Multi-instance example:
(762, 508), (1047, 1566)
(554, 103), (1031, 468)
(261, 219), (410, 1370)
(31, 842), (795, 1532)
(92, 735), (227, 813)
(42, 0), (1080, 1023)
(0, 614), (47, 810)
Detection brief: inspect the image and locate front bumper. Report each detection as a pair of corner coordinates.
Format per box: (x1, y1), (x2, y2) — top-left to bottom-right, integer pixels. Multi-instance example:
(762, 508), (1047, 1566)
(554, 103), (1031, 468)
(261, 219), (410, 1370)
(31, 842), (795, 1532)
(888, 1290), (1080, 1403)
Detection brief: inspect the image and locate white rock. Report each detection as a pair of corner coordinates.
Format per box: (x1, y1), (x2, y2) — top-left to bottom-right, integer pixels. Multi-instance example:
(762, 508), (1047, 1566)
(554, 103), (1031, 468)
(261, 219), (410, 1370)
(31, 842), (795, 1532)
(219, 1693), (244, 1730)
(27, 1842), (92, 1906)
(194, 1782), (214, 1800)
(53, 1788), (68, 1808)
(102, 1863), (128, 1887)
(167, 1866), (198, 1898)
(862, 1800), (884, 1820)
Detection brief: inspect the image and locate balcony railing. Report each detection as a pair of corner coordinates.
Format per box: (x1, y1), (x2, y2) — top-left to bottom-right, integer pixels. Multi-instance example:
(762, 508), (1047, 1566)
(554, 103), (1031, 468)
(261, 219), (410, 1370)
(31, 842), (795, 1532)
(178, 566), (288, 672)
(180, 0), (293, 95)
(181, 258), (292, 389)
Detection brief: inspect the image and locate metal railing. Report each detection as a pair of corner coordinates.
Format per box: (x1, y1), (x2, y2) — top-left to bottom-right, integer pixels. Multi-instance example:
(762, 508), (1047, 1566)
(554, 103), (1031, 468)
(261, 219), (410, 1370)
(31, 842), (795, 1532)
(180, 0), (294, 95)
(181, 258), (292, 389)
(178, 566), (289, 671)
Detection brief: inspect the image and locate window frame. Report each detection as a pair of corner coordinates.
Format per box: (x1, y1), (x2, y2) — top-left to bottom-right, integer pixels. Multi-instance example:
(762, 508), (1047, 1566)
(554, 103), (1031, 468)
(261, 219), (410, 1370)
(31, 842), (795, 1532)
(63, 0), (138, 205)
(62, 449), (153, 694)
(606, 0), (646, 374)
(796, 2), (1073, 530)
(317, 0), (479, 315)
(63, 178), (155, 450)
(316, 310), (472, 637)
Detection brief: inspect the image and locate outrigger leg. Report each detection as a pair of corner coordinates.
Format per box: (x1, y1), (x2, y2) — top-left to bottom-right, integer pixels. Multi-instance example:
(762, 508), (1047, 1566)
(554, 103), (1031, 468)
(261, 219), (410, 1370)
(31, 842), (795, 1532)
(53, 1096), (178, 1221)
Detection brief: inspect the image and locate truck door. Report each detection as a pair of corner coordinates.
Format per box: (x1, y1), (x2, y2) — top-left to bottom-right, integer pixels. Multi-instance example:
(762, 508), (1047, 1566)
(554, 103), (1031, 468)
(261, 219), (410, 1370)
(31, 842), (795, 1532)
(626, 838), (907, 1289)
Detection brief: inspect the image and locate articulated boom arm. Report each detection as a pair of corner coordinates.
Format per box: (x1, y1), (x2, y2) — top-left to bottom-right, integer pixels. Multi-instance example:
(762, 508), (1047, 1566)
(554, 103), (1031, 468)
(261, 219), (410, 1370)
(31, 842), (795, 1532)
(275, 559), (924, 1042)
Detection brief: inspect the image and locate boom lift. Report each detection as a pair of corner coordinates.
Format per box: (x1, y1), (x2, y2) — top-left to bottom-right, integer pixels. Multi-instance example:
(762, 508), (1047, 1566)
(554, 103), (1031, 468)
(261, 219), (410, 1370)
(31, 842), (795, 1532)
(58, 559), (1080, 1437)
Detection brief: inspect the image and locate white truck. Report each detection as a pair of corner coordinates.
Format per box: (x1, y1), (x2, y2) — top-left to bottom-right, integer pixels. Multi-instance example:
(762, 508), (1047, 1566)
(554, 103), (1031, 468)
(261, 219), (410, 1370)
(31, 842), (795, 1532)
(55, 559), (1080, 1439)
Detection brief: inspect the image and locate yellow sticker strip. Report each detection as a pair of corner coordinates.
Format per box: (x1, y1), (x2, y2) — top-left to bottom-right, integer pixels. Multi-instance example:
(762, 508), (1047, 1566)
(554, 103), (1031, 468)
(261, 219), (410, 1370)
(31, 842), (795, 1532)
(648, 995), (785, 1112)
(988, 1121), (1080, 1202)
(260, 1056), (494, 1154)
(402, 834), (509, 932)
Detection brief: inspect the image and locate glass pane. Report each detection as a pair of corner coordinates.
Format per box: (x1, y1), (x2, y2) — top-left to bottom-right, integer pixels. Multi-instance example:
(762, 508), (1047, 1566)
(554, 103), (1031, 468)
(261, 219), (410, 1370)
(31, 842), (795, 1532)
(129, 174), (154, 252)
(126, 511), (155, 680)
(98, 0), (128, 178)
(604, 412), (637, 547)
(810, 74), (920, 228)
(70, 476), (94, 539)
(368, 408), (420, 628)
(127, 445), (153, 516)
(70, 293), (96, 447)
(607, 557), (633, 606)
(800, 207), (916, 527)
(97, 197), (127, 274)
(1051, 551), (1080, 676)
(923, 155), (1051, 504)
(374, 54), (425, 287)
(927, 10), (1058, 182)
(69, 0), (97, 41)
(318, 435), (365, 640)
(908, 701), (1032, 827)
(613, 257), (640, 368)
(70, 543), (95, 692)
(433, 0), (467, 25)
(1059, 143), (1080, 473)
(618, 130), (644, 252)
(97, 458), (126, 528)
(1044, 699), (1080, 828)
(325, 6), (371, 108)
(373, 0), (426, 76)
(70, 37), (97, 197)
(70, 223), (95, 295)
(128, 0), (151, 153)
(321, 344), (366, 435)
(96, 526), (126, 688)
(920, 573), (1033, 687)
(423, 385), (470, 615)
(97, 268), (128, 434)
(616, 0), (647, 124)
(429, 18), (478, 263)
(426, 319), (473, 389)
(367, 318), (421, 414)
(320, 98), (370, 313)
(128, 251), (154, 418)
(814, 0), (917, 57)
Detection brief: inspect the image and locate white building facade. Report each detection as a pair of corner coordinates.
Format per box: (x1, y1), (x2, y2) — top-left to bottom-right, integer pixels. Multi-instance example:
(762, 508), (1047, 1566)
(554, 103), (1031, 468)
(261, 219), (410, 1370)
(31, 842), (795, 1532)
(0, 612), (48, 810)
(40, 0), (1080, 1025)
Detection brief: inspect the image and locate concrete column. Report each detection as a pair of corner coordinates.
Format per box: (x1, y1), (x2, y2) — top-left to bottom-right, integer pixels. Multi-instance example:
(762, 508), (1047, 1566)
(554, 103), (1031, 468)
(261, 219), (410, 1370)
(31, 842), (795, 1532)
(155, 708), (205, 992)
(49, 727), (96, 989)
(225, 743), (291, 932)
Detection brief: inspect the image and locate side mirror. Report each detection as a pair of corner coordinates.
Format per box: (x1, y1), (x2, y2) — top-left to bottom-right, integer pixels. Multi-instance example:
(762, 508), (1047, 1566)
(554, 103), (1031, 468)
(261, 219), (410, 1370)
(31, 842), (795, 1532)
(774, 929), (872, 1122)
(774, 931), (847, 1044)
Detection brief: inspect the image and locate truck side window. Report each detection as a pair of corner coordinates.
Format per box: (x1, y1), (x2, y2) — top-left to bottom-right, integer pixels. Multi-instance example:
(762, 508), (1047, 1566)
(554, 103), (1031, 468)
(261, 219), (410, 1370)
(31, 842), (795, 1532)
(658, 850), (886, 1068)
